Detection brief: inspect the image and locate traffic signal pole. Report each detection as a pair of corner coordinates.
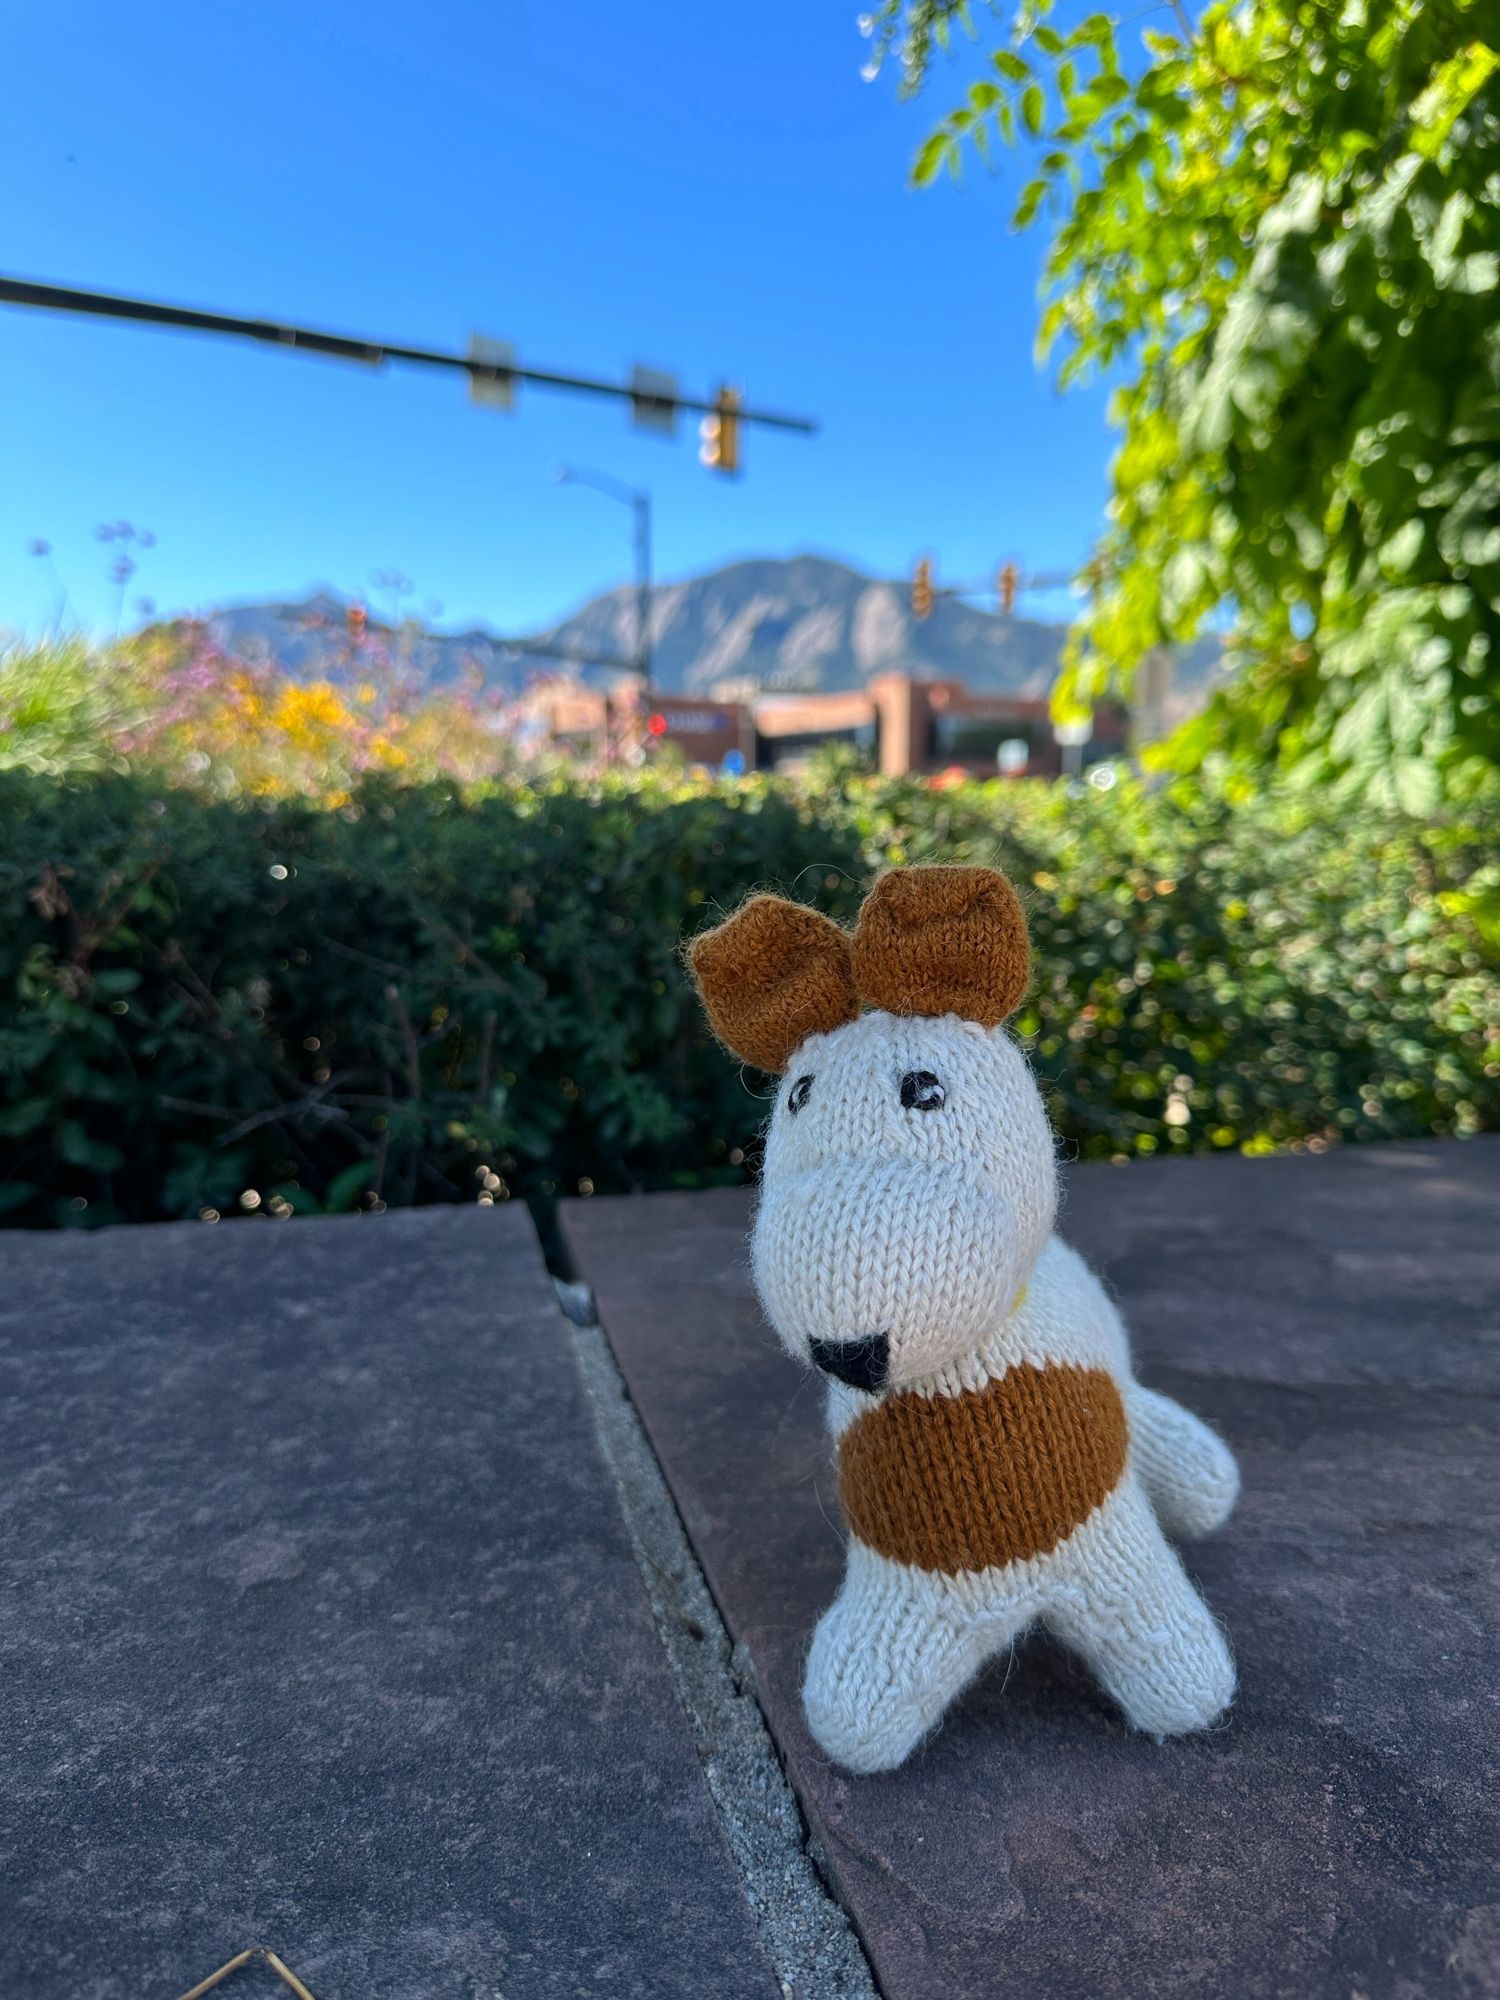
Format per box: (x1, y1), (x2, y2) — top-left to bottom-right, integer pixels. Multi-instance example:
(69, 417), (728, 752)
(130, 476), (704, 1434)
(633, 487), (653, 701)
(557, 466), (653, 701)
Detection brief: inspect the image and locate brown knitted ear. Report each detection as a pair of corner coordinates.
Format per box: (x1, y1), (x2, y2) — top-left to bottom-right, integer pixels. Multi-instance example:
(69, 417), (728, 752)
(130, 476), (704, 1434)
(688, 896), (858, 1073)
(850, 865), (1029, 1026)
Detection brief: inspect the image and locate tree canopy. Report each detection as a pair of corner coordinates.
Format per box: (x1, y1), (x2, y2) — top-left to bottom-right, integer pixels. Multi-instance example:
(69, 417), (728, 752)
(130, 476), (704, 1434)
(873, 0), (1500, 807)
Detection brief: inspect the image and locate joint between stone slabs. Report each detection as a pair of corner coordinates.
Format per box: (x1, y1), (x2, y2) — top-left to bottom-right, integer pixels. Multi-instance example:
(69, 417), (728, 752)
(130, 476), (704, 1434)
(554, 1280), (878, 2000)
(731, 1640), (763, 1704)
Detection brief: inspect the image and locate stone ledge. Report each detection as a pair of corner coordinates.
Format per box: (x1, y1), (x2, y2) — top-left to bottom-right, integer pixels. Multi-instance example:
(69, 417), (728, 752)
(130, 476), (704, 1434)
(0, 1205), (782, 1999)
(562, 1141), (1500, 2000)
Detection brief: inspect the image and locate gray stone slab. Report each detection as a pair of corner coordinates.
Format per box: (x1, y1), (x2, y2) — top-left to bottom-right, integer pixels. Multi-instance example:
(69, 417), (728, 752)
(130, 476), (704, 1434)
(561, 1142), (1500, 2000)
(0, 1205), (781, 2000)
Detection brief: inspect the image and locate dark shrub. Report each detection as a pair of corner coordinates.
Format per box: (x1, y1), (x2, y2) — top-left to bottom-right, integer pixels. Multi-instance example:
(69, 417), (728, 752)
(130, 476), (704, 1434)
(0, 766), (1493, 1228)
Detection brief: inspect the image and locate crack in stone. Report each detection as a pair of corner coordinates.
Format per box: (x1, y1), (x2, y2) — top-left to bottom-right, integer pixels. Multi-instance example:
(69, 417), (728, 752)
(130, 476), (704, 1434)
(556, 1279), (878, 2000)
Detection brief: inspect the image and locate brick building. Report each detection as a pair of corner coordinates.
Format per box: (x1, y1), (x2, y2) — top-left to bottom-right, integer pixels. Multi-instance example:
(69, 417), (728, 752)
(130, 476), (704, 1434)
(507, 672), (1125, 777)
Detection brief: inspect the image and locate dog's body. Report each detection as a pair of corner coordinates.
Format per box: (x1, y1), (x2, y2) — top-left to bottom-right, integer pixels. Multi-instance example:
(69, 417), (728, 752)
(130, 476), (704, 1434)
(810, 1226), (1237, 1773)
(691, 867), (1238, 1772)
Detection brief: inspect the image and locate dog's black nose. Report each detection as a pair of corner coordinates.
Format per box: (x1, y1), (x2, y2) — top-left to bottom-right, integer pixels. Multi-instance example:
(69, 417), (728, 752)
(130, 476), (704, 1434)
(809, 1332), (889, 1395)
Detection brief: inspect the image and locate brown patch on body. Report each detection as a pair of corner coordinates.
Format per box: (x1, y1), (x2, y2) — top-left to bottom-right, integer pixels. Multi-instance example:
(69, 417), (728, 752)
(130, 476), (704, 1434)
(837, 1362), (1127, 1573)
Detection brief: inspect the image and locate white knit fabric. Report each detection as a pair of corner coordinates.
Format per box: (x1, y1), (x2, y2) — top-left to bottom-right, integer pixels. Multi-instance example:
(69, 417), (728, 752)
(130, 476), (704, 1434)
(750, 1008), (1239, 1774)
(754, 1012), (1057, 1377)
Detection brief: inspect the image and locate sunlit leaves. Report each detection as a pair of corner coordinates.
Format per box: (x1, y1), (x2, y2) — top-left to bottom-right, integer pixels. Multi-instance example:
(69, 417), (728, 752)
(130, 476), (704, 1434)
(885, 0), (1500, 801)
(1410, 38), (1500, 156)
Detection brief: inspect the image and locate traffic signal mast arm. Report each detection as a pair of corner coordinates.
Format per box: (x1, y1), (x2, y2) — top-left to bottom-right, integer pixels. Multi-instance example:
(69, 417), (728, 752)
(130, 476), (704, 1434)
(0, 277), (814, 468)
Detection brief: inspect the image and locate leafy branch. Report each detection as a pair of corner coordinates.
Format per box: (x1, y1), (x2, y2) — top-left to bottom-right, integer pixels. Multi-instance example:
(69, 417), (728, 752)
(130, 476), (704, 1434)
(879, 0), (1500, 804)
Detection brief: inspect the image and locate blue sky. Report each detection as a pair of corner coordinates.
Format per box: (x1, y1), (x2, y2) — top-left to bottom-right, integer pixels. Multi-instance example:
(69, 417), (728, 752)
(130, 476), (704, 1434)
(1, 2), (1118, 639)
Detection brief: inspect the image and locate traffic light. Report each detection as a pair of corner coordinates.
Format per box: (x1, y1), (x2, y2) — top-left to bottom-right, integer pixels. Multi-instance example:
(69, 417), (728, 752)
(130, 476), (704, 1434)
(699, 385), (742, 474)
(998, 562), (1020, 615)
(912, 557), (934, 619)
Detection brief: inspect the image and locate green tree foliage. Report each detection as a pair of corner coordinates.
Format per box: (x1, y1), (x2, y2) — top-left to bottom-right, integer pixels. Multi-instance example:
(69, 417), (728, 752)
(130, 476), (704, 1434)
(0, 767), (1492, 1228)
(877, 0), (1500, 806)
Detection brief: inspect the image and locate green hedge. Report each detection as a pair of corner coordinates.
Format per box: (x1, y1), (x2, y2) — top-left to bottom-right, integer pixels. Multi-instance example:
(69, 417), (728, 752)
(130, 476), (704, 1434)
(0, 765), (1494, 1229)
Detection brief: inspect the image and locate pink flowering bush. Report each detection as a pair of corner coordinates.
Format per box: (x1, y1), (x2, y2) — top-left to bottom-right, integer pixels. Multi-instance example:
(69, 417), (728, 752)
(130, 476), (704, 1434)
(0, 622), (522, 798)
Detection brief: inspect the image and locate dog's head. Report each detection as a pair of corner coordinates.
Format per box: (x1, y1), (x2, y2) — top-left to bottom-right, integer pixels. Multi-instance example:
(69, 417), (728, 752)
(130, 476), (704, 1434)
(689, 866), (1056, 1394)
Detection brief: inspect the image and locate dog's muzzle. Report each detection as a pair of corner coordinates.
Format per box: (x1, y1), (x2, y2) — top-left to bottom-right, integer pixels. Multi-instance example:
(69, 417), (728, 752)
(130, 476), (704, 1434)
(809, 1332), (889, 1395)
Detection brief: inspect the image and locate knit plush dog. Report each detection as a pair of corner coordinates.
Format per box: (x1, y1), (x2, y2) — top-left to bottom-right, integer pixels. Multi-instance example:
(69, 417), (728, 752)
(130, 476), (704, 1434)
(689, 864), (1238, 1774)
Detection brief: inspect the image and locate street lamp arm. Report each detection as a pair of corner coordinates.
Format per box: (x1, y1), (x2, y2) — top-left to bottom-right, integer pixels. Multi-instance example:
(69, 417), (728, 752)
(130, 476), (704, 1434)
(556, 465), (647, 508)
(556, 466), (653, 696)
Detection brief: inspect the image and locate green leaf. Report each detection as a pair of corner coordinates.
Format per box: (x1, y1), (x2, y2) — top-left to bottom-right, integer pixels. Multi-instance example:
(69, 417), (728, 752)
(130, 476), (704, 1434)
(1087, 72), (1130, 112)
(0, 1096), (50, 1138)
(1379, 520), (1426, 579)
(1021, 82), (1046, 136)
(912, 130), (950, 187)
(1014, 178), (1046, 228)
(58, 1120), (124, 1172)
(1411, 39), (1500, 160)
(1391, 756), (1441, 815)
(271, 1182), (322, 1215)
(1454, 253), (1499, 294)
(1071, 14), (1117, 53)
(323, 1158), (376, 1212)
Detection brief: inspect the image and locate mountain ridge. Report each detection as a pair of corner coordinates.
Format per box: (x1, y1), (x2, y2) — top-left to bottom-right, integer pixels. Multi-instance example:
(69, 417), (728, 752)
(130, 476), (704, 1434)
(203, 553), (1221, 702)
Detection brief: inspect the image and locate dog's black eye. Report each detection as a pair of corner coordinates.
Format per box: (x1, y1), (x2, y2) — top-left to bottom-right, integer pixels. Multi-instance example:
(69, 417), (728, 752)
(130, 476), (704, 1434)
(900, 1069), (946, 1112)
(787, 1074), (814, 1116)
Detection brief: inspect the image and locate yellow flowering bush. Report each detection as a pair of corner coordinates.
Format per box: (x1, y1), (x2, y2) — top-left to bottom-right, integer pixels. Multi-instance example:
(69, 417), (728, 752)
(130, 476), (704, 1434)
(0, 624), (520, 798)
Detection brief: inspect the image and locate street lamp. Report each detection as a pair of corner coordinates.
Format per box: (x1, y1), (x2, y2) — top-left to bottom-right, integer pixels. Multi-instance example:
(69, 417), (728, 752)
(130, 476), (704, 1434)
(555, 466), (653, 701)
(1053, 715), (1093, 779)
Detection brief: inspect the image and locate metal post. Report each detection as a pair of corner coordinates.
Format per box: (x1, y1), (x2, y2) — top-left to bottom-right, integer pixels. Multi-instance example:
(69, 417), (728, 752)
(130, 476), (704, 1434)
(633, 488), (652, 706)
(1053, 716), (1093, 780)
(557, 466), (654, 763)
(557, 467), (653, 699)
